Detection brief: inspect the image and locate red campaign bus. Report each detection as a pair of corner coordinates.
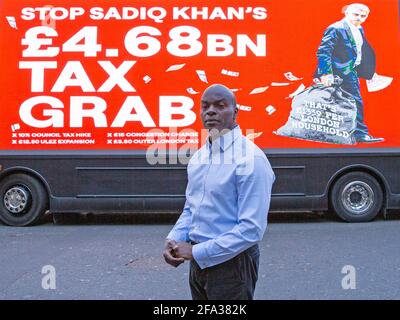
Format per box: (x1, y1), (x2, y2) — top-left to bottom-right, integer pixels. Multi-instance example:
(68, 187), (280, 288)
(0, 0), (399, 226)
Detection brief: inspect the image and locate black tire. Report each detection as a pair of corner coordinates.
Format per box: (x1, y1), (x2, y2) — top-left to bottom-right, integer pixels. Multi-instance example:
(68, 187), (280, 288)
(0, 174), (48, 226)
(330, 172), (383, 222)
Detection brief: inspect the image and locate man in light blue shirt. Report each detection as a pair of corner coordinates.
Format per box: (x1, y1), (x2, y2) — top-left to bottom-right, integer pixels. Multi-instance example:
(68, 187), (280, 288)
(163, 84), (275, 300)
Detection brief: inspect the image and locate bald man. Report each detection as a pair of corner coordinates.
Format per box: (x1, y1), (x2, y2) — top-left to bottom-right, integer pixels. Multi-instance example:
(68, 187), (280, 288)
(163, 84), (275, 300)
(315, 3), (384, 143)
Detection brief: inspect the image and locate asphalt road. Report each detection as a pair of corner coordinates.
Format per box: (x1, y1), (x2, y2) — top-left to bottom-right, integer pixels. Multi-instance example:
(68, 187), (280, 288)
(1, 212), (400, 300)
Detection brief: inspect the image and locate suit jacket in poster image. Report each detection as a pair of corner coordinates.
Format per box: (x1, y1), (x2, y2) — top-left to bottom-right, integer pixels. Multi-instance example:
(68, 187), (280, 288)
(314, 18), (376, 80)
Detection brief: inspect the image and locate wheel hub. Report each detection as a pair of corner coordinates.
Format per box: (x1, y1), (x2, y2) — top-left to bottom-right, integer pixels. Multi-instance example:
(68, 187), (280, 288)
(4, 186), (30, 214)
(341, 181), (374, 214)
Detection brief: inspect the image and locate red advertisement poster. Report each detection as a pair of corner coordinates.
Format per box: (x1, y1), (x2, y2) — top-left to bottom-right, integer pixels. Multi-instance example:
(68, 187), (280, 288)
(0, 0), (398, 150)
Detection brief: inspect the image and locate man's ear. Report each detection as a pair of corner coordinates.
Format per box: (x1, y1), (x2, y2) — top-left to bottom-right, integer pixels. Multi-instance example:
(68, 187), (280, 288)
(233, 107), (239, 120)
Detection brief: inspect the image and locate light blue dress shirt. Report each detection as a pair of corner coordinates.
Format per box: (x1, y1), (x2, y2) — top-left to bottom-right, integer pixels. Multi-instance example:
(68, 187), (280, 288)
(167, 126), (275, 269)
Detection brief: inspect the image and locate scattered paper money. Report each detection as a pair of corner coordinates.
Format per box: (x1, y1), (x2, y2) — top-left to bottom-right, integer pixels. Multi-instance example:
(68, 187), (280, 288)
(246, 132), (263, 140)
(196, 70), (208, 83)
(366, 73), (393, 92)
(287, 83), (306, 99)
(249, 86), (269, 95)
(221, 69), (240, 77)
(265, 105), (276, 115)
(11, 123), (20, 132)
(271, 82), (290, 86)
(6, 16), (17, 29)
(166, 63), (186, 72)
(143, 75), (151, 84)
(237, 104), (252, 112)
(187, 88), (199, 95)
(284, 72), (303, 81)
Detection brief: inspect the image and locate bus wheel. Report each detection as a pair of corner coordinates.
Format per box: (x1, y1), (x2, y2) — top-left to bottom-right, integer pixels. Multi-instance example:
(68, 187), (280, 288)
(330, 172), (383, 222)
(0, 174), (48, 226)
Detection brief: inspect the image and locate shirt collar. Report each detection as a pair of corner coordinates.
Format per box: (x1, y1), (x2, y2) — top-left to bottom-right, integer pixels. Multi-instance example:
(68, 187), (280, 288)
(206, 125), (242, 152)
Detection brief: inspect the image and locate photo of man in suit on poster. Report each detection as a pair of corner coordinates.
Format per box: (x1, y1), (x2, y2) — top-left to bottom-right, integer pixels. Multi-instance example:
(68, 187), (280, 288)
(314, 3), (384, 143)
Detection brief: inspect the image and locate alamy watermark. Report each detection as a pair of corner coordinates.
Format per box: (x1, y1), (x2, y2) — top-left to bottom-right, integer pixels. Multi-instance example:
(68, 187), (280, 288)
(145, 127), (256, 175)
(341, 265), (356, 290)
(41, 265), (56, 290)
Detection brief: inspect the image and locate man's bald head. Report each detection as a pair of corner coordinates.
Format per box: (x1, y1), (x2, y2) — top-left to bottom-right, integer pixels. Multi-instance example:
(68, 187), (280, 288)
(200, 84), (238, 132)
(201, 84), (237, 110)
